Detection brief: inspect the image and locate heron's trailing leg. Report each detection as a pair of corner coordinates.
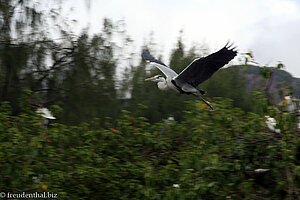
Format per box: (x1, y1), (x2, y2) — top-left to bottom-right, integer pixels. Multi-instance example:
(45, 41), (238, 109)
(193, 93), (214, 110)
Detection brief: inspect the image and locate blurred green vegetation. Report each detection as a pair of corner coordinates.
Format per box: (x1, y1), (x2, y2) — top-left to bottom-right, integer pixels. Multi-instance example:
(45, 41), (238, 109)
(0, 92), (299, 199)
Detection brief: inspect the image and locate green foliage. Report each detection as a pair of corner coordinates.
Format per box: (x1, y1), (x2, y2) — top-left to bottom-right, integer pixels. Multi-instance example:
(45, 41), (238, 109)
(56, 28), (120, 124)
(0, 1), (124, 125)
(0, 0), (64, 106)
(0, 93), (299, 199)
(260, 66), (273, 79)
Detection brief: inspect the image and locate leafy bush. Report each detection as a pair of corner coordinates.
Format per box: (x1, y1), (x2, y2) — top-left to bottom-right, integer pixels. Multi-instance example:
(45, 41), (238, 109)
(0, 94), (299, 199)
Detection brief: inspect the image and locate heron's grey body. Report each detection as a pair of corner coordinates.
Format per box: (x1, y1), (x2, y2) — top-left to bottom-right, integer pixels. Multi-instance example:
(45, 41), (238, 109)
(143, 43), (237, 110)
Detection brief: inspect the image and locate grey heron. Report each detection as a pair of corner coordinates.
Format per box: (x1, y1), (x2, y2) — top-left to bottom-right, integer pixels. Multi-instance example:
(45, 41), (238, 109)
(143, 43), (237, 110)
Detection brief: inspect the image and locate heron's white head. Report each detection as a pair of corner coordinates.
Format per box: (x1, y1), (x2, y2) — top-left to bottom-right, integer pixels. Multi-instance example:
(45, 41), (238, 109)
(145, 75), (165, 82)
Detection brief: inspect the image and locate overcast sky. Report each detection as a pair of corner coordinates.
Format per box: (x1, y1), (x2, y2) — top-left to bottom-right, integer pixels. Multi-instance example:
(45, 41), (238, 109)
(63, 0), (300, 77)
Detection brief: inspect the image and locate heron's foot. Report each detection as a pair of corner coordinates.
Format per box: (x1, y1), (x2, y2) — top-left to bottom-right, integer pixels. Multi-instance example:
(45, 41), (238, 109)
(195, 94), (214, 111)
(207, 102), (214, 111)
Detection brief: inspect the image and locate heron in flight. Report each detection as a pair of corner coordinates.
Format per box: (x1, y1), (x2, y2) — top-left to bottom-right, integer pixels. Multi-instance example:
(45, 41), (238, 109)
(143, 43), (237, 110)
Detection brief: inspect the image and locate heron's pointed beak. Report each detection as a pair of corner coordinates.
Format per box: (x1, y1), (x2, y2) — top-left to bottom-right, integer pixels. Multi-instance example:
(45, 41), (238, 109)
(145, 77), (155, 81)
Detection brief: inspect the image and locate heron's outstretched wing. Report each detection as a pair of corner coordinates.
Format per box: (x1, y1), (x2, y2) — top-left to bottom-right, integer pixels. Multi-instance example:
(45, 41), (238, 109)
(142, 50), (178, 79)
(174, 43), (237, 87)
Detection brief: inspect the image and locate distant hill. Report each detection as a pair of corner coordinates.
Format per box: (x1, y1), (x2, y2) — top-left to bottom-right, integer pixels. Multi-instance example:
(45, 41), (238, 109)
(226, 65), (300, 103)
(200, 64), (300, 111)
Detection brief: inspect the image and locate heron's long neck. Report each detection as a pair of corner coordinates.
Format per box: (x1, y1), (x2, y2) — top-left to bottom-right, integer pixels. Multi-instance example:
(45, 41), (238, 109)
(157, 79), (168, 90)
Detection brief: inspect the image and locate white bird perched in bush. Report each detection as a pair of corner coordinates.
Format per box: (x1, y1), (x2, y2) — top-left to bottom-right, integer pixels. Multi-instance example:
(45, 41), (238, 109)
(36, 108), (56, 127)
(254, 168), (270, 173)
(36, 108), (56, 119)
(283, 96), (296, 112)
(265, 116), (280, 133)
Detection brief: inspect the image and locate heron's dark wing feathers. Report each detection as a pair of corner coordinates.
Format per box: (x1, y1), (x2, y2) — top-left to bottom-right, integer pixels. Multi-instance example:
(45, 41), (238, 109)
(142, 50), (168, 67)
(142, 50), (178, 78)
(175, 44), (237, 87)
